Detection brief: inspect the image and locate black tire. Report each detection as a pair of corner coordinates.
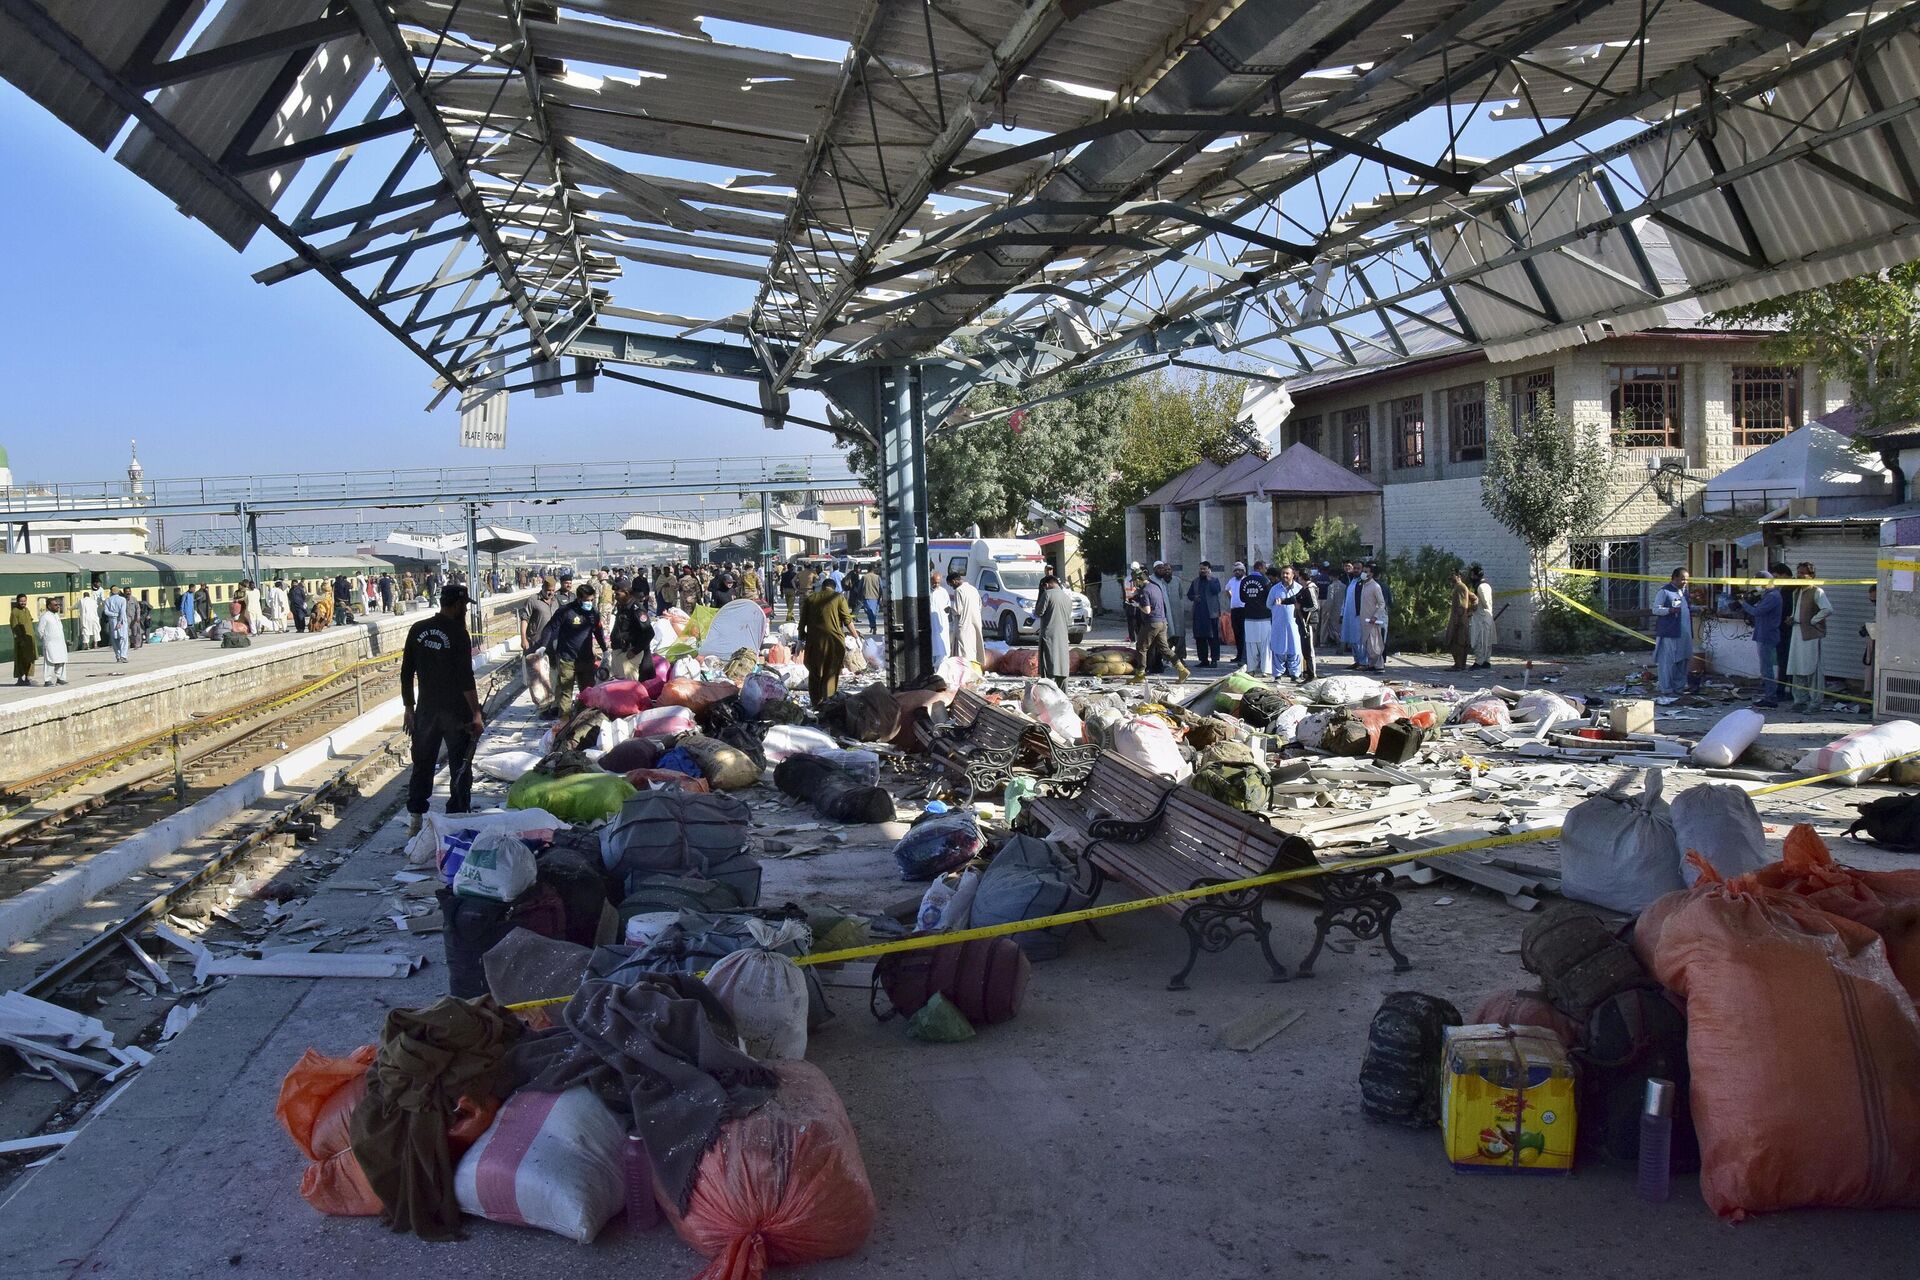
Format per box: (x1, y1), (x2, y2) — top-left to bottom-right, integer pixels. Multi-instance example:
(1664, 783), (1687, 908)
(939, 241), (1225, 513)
(999, 612), (1020, 644)
(1069, 630), (1086, 644)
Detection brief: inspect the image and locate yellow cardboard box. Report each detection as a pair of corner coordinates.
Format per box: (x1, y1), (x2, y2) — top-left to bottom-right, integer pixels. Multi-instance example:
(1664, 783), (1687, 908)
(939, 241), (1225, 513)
(1441, 1024), (1577, 1173)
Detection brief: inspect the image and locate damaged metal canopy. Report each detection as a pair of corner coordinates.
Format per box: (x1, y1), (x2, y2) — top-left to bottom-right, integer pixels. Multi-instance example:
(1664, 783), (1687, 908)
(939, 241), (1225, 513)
(7, 0), (1920, 413)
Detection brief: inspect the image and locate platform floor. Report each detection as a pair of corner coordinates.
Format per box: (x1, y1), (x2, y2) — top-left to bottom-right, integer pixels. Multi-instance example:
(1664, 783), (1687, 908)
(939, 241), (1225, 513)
(0, 594), (525, 709)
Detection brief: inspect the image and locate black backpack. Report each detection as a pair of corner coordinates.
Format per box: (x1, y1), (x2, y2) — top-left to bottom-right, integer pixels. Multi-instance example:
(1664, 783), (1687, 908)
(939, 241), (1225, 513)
(1845, 792), (1920, 851)
(1359, 992), (1462, 1127)
(1575, 987), (1698, 1168)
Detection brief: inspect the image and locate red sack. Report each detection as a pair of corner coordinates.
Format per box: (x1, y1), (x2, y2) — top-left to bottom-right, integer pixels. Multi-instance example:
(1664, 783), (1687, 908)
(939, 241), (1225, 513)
(666, 1061), (876, 1280)
(766, 642), (792, 665)
(1749, 825), (1920, 1000)
(1635, 859), (1920, 1219)
(1469, 990), (1580, 1049)
(993, 648), (1039, 677)
(1347, 706), (1425, 752)
(661, 678), (739, 714)
(276, 1047), (498, 1217)
(577, 679), (650, 718)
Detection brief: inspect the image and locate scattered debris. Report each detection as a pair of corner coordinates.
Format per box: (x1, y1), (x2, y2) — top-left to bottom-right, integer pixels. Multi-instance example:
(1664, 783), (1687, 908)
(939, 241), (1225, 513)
(1216, 1006), (1304, 1052)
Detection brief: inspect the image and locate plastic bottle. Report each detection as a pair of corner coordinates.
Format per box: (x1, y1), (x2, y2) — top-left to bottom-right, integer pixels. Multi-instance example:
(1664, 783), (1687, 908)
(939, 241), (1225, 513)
(624, 1133), (659, 1230)
(1637, 1078), (1674, 1203)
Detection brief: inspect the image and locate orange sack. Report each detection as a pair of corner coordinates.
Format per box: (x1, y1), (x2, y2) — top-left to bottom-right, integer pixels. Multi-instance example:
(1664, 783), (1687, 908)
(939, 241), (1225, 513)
(665, 1060), (877, 1280)
(277, 1048), (501, 1218)
(1748, 825), (1920, 1001)
(1634, 858), (1920, 1220)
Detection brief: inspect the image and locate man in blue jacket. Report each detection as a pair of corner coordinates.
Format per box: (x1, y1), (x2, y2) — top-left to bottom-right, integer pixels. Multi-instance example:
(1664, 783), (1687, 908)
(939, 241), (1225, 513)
(1187, 562), (1224, 669)
(1738, 564), (1788, 708)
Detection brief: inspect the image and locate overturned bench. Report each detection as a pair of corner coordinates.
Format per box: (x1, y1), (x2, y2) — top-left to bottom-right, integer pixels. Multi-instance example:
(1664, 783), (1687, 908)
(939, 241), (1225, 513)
(1019, 752), (1409, 989)
(918, 689), (1026, 798)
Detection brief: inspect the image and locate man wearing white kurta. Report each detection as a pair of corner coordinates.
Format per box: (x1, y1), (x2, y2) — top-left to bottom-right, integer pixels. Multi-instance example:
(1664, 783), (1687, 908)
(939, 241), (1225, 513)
(78, 588), (100, 650)
(947, 571), (986, 669)
(929, 569), (952, 665)
(35, 599), (68, 686)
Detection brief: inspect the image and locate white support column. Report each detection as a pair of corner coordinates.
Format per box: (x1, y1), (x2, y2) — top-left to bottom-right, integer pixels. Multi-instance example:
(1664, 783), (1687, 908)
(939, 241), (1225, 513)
(1158, 506), (1183, 569)
(1124, 506), (1150, 571)
(1200, 500), (1229, 569)
(1244, 496), (1274, 567)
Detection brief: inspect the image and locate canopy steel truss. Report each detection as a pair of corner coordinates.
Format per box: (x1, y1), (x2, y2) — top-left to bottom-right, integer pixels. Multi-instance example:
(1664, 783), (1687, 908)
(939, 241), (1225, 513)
(12, 0), (1920, 679)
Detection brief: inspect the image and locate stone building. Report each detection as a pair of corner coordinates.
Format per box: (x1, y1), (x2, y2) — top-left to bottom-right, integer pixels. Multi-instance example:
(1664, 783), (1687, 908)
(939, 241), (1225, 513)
(1129, 320), (1852, 649)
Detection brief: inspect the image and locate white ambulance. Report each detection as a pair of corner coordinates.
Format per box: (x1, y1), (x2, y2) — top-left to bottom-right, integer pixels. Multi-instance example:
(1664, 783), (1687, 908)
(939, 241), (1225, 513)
(928, 537), (1090, 644)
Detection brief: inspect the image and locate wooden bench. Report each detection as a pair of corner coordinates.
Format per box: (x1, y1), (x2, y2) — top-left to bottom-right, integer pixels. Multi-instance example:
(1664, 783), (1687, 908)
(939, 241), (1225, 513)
(919, 689), (1028, 799)
(1018, 751), (1408, 989)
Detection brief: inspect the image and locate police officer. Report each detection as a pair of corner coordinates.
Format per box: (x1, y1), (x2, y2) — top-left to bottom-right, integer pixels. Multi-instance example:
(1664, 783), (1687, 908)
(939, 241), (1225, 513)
(400, 584), (482, 837)
(542, 583), (608, 719)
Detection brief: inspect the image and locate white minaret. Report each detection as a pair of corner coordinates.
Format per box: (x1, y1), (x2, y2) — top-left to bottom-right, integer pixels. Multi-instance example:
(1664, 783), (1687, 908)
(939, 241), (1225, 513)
(127, 440), (144, 495)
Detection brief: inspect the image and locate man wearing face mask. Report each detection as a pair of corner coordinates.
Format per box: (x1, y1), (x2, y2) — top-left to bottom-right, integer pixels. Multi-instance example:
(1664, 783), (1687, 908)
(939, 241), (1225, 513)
(540, 584), (608, 720)
(1356, 564), (1388, 673)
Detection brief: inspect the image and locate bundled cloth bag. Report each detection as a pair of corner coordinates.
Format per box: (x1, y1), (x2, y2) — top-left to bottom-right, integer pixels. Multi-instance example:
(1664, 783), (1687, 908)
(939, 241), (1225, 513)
(631, 705), (698, 740)
(705, 948), (811, 1059)
(453, 1087), (626, 1244)
(1670, 783), (1768, 885)
(507, 770), (637, 824)
(967, 834), (1090, 960)
(1021, 680), (1084, 743)
(817, 684), (901, 743)
(600, 790), (760, 904)
(1692, 707), (1765, 767)
(676, 733), (762, 791)
(1113, 717), (1190, 781)
(1750, 825), (1920, 1000)
(1299, 674), (1387, 706)
(1189, 740), (1270, 813)
(1452, 697), (1510, 727)
(599, 735), (664, 775)
(577, 679), (650, 718)
(1559, 768), (1684, 913)
(1796, 719), (1920, 784)
(773, 753), (895, 824)
(1636, 860), (1920, 1219)
(738, 670), (788, 719)
(665, 1061), (877, 1280)
(892, 811), (985, 881)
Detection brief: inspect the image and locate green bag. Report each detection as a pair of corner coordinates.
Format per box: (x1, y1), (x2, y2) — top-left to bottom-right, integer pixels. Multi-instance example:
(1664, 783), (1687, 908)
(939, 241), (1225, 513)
(907, 992), (976, 1043)
(1190, 741), (1270, 813)
(1003, 775), (1041, 827)
(506, 770), (637, 823)
(1221, 670), (1263, 697)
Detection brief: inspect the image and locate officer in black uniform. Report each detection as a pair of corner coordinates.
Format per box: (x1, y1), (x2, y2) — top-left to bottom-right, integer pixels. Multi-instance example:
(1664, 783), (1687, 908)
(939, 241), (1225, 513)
(400, 584), (483, 836)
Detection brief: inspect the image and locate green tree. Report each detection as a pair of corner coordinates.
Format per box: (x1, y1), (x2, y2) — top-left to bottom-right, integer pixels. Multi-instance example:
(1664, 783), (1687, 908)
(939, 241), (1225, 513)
(1382, 545), (1466, 650)
(1712, 263), (1920, 429)
(1080, 365), (1254, 570)
(840, 367), (1129, 537)
(1303, 514), (1365, 567)
(1480, 389), (1613, 605)
(1272, 532), (1308, 568)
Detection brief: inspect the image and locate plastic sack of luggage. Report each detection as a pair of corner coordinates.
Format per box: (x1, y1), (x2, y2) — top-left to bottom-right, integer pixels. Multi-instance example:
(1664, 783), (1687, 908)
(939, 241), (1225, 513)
(670, 656), (705, 682)
(1750, 825), (1920, 999)
(1113, 717), (1191, 782)
(525, 651), (554, 707)
(631, 705), (698, 739)
(1299, 674), (1388, 706)
(1559, 768), (1684, 913)
(705, 948), (810, 1059)
(507, 770), (638, 824)
(841, 635), (868, 674)
(935, 655), (974, 690)
(1271, 703), (1309, 743)
(892, 811), (984, 881)
(474, 748), (543, 782)
(1690, 707), (1765, 767)
(453, 1088), (626, 1243)
(1293, 709), (1334, 751)
(738, 670), (788, 720)
(915, 864), (982, 932)
(1451, 697), (1511, 727)
(862, 636), (886, 670)
(1670, 783), (1769, 885)
(761, 724), (837, 763)
(1512, 690), (1582, 727)
(405, 807), (566, 870)
(1635, 859), (1920, 1219)
(576, 679), (650, 718)
(665, 1061), (876, 1280)
(810, 748), (879, 786)
(1795, 718), (1920, 785)
(451, 830), (539, 901)
(1021, 681), (1084, 744)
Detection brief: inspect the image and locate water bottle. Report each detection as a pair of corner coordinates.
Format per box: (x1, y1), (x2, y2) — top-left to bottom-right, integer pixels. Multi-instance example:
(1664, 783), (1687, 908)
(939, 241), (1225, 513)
(624, 1133), (659, 1230)
(1637, 1078), (1674, 1203)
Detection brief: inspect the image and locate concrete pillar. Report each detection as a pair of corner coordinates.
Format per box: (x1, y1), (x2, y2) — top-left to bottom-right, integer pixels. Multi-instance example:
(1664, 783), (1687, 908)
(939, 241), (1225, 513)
(1200, 500), (1229, 569)
(1158, 506), (1183, 570)
(1124, 506), (1149, 571)
(1244, 496), (1274, 567)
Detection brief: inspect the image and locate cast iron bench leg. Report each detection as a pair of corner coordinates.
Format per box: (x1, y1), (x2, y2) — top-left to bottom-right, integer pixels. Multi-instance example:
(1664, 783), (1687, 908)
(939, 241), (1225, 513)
(1169, 882), (1288, 991)
(1297, 868), (1409, 977)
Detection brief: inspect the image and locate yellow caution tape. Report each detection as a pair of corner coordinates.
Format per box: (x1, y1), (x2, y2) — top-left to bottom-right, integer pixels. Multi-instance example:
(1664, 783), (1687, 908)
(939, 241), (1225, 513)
(1541, 586), (1656, 645)
(1879, 559), (1920, 573)
(1554, 566), (1874, 588)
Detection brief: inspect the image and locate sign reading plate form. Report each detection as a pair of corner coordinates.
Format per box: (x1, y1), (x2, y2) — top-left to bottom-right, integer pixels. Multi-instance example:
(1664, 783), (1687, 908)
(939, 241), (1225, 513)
(459, 372), (508, 449)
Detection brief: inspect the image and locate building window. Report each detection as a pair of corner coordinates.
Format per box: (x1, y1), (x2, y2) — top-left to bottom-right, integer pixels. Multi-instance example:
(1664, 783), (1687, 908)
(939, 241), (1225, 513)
(1446, 383), (1486, 461)
(1340, 406), (1372, 473)
(1517, 368), (1555, 420)
(1567, 540), (1646, 614)
(47, 536), (72, 553)
(1391, 396), (1424, 469)
(1288, 413), (1322, 452)
(1730, 365), (1802, 447)
(1608, 364), (1683, 448)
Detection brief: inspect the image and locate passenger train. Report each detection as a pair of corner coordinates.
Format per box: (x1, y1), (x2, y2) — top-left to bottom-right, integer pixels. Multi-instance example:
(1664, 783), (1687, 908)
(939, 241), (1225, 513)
(0, 552), (409, 662)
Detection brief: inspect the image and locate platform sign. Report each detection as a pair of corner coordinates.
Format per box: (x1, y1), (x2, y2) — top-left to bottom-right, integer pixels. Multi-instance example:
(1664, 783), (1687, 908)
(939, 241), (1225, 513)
(459, 374), (508, 449)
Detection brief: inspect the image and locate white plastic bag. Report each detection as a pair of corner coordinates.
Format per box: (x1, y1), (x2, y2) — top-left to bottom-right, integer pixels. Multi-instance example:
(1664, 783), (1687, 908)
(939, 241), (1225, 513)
(917, 874), (958, 931)
(1691, 707), (1764, 767)
(762, 724), (838, 762)
(623, 911), (680, 947)
(817, 748), (880, 785)
(862, 637), (886, 669)
(453, 1088), (625, 1243)
(936, 655), (973, 690)
(451, 830), (538, 902)
(630, 705), (697, 739)
(1021, 681), (1085, 745)
(599, 714), (634, 752)
(1294, 709), (1334, 750)
(841, 635), (868, 674)
(1559, 768), (1685, 913)
(1272, 703), (1309, 744)
(937, 866), (982, 931)
(1114, 717), (1190, 781)
(670, 656), (704, 681)
(1299, 674), (1386, 706)
(474, 749), (543, 782)
(1795, 719), (1920, 784)
(1512, 690), (1582, 728)
(705, 948), (809, 1060)
(1670, 783), (1768, 885)
(405, 807), (566, 869)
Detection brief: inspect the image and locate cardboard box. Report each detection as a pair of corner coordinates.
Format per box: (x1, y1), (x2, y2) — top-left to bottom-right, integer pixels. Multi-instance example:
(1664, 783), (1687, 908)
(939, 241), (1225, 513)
(1609, 698), (1655, 736)
(1441, 1024), (1577, 1172)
